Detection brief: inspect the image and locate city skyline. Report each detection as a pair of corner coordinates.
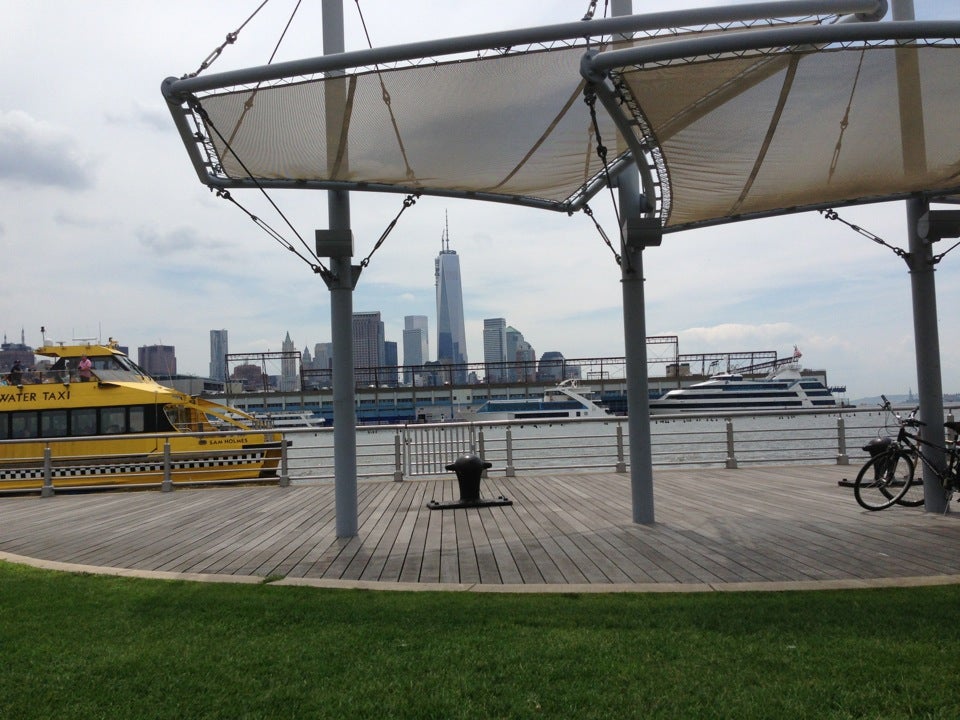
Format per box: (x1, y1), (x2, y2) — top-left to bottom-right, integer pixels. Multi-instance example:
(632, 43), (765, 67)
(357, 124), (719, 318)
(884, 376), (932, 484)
(1, 1), (956, 400)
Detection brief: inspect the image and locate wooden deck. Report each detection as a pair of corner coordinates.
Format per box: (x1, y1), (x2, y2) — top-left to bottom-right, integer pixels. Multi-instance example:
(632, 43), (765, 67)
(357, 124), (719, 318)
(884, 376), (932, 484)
(1, 465), (959, 591)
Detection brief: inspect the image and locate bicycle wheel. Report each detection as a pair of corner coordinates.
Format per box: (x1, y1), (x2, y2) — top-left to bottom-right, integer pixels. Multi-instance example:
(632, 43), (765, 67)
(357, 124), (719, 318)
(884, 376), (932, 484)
(895, 450), (925, 507)
(853, 450), (916, 511)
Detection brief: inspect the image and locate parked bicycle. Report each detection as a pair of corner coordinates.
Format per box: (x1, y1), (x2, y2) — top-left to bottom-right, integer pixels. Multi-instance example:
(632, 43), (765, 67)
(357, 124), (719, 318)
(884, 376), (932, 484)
(853, 396), (960, 511)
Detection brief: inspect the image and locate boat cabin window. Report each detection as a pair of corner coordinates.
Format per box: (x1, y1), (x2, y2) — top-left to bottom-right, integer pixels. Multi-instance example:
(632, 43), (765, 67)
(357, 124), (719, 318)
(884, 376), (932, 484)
(40, 410), (69, 438)
(47, 353), (150, 383)
(71, 408), (97, 436)
(10, 412), (38, 439)
(1, 405), (163, 439)
(163, 404), (205, 432)
(100, 407), (126, 434)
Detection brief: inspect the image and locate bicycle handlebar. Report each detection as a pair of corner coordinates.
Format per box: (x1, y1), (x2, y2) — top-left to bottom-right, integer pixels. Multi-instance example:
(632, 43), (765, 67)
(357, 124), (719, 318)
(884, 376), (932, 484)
(880, 396), (925, 429)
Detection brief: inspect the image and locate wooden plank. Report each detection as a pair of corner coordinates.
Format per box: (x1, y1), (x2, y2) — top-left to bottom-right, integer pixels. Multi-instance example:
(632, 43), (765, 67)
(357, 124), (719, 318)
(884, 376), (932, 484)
(1, 466), (958, 588)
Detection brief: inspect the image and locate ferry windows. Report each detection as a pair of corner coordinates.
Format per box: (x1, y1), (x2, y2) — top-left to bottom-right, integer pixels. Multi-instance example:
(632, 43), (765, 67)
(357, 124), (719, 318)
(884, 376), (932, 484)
(10, 412), (38, 439)
(101, 407), (126, 434)
(129, 406), (145, 433)
(40, 410), (69, 438)
(71, 408), (97, 436)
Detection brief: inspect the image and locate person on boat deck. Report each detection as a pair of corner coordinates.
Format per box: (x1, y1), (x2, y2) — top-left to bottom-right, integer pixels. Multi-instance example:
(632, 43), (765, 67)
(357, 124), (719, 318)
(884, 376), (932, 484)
(8, 360), (23, 385)
(78, 354), (92, 382)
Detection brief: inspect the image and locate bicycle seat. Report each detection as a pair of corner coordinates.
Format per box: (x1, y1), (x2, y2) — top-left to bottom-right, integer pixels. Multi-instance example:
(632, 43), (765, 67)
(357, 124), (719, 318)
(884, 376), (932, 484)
(945, 420), (960, 434)
(862, 436), (895, 454)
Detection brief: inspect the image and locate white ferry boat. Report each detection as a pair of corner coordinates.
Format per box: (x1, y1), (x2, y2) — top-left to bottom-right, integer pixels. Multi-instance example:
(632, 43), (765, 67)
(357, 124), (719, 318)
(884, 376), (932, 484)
(456, 380), (611, 422)
(251, 411), (326, 429)
(649, 350), (843, 415)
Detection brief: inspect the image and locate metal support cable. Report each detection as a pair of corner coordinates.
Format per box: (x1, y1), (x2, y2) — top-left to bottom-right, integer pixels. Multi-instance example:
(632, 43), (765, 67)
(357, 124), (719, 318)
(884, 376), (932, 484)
(584, 85), (631, 271)
(822, 207), (960, 265)
(214, 188), (329, 276)
(185, 0), (270, 78)
(581, 0), (610, 22)
(583, 204), (621, 265)
(819, 208), (909, 261)
(189, 99), (328, 275)
(359, 193), (421, 268)
(932, 239), (960, 265)
(225, 0), (303, 147)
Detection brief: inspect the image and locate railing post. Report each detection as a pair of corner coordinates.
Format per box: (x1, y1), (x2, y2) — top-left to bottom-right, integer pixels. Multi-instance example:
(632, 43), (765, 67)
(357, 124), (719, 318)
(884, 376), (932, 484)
(161, 441), (173, 492)
(725, 418), (738, 469)
(505, 428), (516, 477)
(393, 430), (404, 482)
(836, 416), (849, 465)
(279, 435), (290, 487)
(41, 446), (55, 498)
(615, 424), (627, 473)
(478, 429), (487, 477)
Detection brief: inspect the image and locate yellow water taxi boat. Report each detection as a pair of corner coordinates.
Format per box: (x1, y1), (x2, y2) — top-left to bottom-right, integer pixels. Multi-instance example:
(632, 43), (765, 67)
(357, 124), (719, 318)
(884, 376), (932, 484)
(0, 340), (283, 492)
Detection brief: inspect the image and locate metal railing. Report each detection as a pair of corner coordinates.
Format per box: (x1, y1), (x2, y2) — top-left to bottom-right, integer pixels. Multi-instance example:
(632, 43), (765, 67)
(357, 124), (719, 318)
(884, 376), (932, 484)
(280, 405), (958, 483)
(6, 405), (955, 494)
(0, 431), (285, 496)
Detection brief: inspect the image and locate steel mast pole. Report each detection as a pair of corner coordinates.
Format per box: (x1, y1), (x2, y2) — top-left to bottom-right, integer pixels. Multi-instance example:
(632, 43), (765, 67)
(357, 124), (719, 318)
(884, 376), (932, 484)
(892, 0), (948, 513)
(322, 0), (359, 536)
(611, 0), (655, 524)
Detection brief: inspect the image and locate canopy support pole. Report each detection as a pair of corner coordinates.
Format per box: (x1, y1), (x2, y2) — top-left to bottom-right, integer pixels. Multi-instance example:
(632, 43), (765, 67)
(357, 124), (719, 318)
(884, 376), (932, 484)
(322, 0), (359, 537)
(893, 0), (948, 513)
(611, 0), (656, 524)
(619, 173), (656, 525)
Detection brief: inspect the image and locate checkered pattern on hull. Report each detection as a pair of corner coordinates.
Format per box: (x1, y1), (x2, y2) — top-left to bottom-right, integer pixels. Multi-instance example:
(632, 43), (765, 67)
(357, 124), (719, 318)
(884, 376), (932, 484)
(0, 452), (267, 482)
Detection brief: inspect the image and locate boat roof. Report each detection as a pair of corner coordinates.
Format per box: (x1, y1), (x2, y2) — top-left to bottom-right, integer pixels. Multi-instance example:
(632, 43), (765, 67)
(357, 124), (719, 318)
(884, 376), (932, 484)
(33, 342), (126, 360)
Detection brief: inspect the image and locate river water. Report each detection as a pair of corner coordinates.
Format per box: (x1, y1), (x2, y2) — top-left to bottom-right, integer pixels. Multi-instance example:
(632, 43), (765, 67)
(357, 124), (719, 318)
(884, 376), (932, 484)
(282, 406), (921, 480)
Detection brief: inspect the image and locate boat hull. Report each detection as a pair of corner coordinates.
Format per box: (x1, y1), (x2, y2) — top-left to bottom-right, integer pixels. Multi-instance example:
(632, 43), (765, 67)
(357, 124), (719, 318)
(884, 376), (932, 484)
(0, 434), (284, 492)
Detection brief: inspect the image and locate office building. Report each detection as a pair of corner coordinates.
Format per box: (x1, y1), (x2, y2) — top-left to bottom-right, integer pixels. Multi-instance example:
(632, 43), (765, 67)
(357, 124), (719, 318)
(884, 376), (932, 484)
(138, 344), (177, 378)
(383, 341), (398, 387)
(353, 311), (385, 386)
(209, 329), (228, 381)
(402, 315), (429, 384)
(435, 218), (467, 381)
(507, 326), (537, 382)
(483, 318), (507, 382)
(537, 350), (581, 382)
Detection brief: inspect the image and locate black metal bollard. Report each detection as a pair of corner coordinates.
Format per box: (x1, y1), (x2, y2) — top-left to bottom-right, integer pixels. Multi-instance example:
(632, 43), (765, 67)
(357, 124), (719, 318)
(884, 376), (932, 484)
(427, 454), (511, 510)
(445, 454), (491, 502)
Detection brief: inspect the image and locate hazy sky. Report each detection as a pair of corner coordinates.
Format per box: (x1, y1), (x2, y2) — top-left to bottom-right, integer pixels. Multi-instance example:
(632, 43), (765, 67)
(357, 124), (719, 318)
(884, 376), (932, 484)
(1, 0), (956, 399)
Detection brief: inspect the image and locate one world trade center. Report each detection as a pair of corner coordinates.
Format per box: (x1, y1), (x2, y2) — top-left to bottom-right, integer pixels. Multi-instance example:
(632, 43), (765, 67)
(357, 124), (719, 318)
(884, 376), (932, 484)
(435, 216), (467, 382)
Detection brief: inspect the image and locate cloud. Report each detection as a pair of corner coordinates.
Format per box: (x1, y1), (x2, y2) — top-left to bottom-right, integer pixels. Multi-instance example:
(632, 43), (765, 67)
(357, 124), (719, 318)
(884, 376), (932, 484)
(0, 110), (96, 190)
(104, 100), (172, 133)
(136, 226), (226, 255)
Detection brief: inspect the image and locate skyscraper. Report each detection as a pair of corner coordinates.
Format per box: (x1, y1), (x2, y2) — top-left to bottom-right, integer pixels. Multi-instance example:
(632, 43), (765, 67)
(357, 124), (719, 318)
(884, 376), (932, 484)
(402, 315), (429, 384)
(483, 317), (507, 383)
(209, 329), (228, 382)
(435, 216), (467, 381)
(353, 311), (385, 387)
(138, 344), (176, 378)
(506, 325), (536, 382)
(281, 331), (298, 391)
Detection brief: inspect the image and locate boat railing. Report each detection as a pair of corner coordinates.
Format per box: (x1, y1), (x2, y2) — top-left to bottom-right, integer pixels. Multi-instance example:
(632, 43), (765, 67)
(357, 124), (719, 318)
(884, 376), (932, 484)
(7, 404), (958, 494)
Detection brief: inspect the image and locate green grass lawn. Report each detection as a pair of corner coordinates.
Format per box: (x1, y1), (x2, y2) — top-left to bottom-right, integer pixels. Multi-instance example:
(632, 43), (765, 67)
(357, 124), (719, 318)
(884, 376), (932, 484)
(1, 561), (958, 719)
